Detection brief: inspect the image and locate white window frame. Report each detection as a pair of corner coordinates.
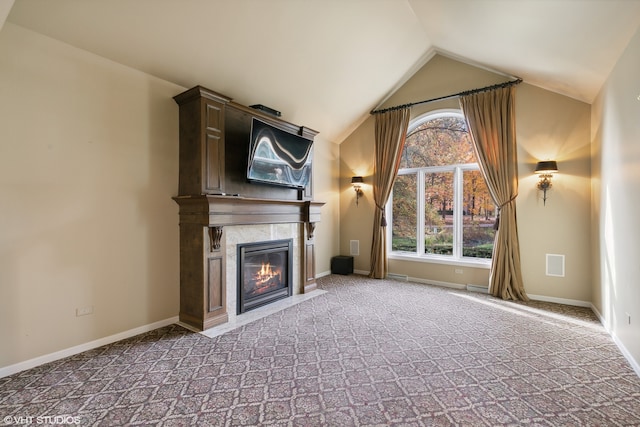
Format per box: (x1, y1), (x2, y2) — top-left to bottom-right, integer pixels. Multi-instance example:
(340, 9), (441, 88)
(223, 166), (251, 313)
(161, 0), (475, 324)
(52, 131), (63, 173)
(387, 110), (491, 269)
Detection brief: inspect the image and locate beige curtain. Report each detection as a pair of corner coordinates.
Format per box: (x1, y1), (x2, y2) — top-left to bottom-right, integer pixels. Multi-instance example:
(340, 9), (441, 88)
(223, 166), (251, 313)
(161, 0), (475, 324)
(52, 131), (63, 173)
(369, 108), (411, 279)
(459, 86), (528, 301)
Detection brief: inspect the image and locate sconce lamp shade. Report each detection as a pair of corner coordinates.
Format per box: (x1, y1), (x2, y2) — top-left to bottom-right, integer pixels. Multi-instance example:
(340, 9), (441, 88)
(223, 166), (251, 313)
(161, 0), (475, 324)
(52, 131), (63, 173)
(351, 176), (364, 184)
(535, 161), (558, 174)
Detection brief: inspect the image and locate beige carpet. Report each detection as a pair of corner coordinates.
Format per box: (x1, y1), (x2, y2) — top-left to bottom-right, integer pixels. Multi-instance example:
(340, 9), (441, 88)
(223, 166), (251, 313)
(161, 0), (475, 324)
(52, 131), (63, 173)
(1, 274), (639, 426)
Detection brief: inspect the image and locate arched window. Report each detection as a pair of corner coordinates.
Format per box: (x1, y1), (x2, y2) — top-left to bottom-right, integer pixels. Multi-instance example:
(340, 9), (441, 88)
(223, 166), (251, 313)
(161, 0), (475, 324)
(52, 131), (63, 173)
(388, 110), (496, 263)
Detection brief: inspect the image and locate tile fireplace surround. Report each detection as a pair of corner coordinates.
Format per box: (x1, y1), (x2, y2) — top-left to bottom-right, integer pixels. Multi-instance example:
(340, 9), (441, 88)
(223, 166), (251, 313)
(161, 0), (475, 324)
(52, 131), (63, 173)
(225, 223), (302, 324)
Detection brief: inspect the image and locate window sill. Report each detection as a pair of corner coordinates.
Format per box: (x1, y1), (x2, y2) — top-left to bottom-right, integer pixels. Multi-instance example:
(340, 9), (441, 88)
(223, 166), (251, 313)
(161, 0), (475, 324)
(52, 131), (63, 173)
(388, 252), (491, 269)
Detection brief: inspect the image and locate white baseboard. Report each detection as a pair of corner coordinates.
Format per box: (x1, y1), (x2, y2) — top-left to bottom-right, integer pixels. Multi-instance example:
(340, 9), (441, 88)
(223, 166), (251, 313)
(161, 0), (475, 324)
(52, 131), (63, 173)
(589, 303), (639, 378)
(590, 303), (608, 329)
(527, 293), (592, 308)
(316, 270), (332, 278)
(0, 316), (179, 379)
(611, 331), (640, 378)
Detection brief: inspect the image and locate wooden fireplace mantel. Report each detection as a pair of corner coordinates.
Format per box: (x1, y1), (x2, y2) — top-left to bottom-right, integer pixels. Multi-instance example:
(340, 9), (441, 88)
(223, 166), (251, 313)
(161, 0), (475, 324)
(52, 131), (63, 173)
(172, 195), (324, 227)
(173, 195), (324, 331)
(172, 85), (325, 331)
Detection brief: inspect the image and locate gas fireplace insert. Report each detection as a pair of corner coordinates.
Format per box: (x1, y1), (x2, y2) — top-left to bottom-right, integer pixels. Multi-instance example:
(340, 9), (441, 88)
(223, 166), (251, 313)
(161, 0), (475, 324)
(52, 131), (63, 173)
(237, 239), (293, 313)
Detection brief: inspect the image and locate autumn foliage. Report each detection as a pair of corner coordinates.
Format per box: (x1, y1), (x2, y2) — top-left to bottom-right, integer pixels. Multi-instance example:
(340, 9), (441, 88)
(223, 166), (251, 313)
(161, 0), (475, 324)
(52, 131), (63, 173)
(391, 115), (495, 258)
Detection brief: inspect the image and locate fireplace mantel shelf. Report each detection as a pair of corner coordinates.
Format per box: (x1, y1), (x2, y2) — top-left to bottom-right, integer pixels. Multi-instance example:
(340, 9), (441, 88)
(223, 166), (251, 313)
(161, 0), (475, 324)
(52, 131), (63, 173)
(173, 195), (324, 227)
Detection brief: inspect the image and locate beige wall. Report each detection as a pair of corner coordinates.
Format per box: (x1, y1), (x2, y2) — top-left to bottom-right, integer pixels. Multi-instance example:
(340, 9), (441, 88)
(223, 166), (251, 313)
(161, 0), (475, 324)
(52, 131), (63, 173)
(516, 84), (592, 302)
(0, 22), (340, 369)
(339, 116), (375, 270)
(0, 23), (182, 368)
(591, 25), (640, 367)
(311, 132), (341, 276)
(340, 55), (592, 303)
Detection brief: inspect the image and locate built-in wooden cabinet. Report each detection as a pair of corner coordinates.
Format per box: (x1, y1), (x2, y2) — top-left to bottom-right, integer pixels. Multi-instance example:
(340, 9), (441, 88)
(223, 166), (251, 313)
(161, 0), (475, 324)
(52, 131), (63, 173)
(173, 87), (231, 196)
(173, 85), (323, 331)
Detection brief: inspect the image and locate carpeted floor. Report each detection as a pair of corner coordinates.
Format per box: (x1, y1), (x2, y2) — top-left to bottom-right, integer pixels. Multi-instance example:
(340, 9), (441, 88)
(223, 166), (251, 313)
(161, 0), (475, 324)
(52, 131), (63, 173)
(1, 274), (639, 426)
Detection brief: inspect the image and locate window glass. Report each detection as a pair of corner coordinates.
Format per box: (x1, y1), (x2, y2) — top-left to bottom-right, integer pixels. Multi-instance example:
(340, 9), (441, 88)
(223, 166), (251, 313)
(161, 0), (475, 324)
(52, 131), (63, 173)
(400, 115), (475, 169)
(389, 111), (495, 262)
(391, 173), (417, 252)
(462, 170), (495, 259)
(424, 171), (453, 255)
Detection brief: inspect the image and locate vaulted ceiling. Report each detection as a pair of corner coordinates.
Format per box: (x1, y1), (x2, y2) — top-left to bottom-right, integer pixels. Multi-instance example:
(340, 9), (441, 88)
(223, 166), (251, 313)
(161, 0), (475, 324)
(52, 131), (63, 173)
(3, 0), (640, 142)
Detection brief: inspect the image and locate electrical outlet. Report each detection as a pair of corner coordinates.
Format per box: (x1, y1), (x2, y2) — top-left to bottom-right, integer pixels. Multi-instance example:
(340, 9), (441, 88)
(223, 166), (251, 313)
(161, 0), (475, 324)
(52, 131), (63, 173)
(76, 306), (93, 317)
(455, 268), (463, 274)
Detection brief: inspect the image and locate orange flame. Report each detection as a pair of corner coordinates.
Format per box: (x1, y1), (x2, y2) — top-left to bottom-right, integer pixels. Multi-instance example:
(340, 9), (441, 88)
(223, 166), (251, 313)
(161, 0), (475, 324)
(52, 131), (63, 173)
(259, 262), (273, 278)
(253, 262), (281, 288)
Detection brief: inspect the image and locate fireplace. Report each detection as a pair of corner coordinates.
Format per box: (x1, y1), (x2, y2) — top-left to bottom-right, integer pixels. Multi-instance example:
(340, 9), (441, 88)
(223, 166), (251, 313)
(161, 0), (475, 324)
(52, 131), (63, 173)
(237, 239), (293, 314)
(173, 85), (324, 331)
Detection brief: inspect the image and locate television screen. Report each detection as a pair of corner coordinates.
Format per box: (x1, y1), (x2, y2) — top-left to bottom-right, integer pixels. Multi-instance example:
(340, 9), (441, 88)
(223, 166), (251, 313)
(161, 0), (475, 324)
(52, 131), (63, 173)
(247, 118), (313, 189)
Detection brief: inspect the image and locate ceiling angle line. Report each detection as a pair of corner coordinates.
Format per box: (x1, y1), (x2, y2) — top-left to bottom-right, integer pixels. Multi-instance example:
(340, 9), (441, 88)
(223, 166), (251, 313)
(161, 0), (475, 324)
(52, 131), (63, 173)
(370, 78), (523, 115)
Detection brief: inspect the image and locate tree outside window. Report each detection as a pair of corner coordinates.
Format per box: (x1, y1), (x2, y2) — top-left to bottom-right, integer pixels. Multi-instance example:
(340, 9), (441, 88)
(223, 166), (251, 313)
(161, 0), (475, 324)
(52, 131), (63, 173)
(389, 111), (495, 260)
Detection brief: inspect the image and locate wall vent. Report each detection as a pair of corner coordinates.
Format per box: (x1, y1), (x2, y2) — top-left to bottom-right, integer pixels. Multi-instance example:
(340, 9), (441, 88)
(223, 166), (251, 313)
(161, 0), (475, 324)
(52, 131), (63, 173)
(467, 284), (489, 294)
(350, 240), (360, 256)
(546, 254), (565, 277)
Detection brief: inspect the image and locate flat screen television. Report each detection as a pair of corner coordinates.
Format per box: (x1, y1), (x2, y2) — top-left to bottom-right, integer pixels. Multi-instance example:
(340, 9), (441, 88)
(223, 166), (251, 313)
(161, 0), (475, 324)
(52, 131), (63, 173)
(247, 118), (313, 189)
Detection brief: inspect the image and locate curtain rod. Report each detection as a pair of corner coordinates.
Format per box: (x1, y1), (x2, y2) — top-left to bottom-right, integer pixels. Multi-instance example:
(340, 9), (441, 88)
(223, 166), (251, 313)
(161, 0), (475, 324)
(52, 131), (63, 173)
(370, 78), (523, 115)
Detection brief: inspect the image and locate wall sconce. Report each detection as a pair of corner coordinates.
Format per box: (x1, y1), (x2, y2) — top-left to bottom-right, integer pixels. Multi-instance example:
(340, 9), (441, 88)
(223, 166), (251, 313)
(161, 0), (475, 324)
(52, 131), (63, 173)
(351, 176), (364, 206)
(534, 161), (558, 205)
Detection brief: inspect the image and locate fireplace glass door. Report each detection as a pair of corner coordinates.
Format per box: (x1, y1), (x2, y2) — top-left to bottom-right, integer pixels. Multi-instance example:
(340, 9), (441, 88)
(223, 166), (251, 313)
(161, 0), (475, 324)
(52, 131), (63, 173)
(237, 239), (292, 313)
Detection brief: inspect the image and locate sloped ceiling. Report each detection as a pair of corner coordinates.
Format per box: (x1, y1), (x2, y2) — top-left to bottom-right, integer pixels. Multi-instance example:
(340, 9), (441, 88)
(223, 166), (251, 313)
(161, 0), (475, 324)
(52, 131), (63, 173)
(4, 0), (640, 143)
